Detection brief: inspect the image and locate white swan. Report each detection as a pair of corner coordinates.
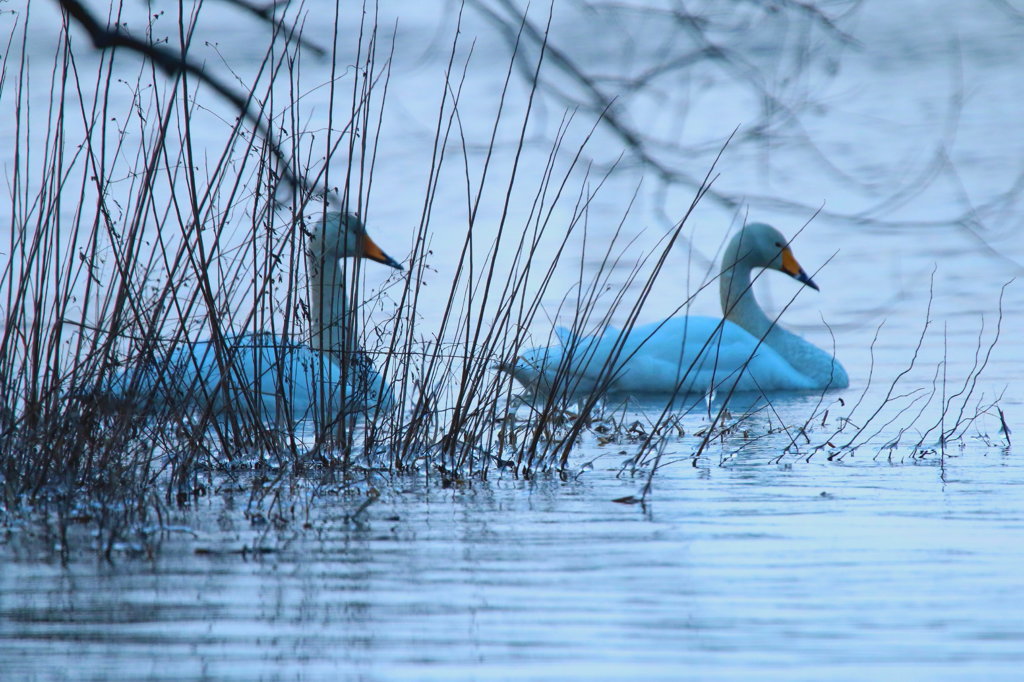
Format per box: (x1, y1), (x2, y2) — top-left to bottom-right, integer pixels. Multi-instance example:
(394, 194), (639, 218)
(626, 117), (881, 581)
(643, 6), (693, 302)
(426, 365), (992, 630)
(108, 212), (402, 423)
(502, 222), (848, 397)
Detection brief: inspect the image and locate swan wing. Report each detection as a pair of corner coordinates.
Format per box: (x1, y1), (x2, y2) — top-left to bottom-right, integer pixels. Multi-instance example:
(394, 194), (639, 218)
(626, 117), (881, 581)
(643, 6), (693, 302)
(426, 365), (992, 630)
(108, 333), (393, 422)
(508, 316), (817, 396)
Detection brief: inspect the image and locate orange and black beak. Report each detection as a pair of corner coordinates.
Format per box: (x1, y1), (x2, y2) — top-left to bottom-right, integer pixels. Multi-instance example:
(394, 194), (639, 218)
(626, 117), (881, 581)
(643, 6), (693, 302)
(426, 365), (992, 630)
(361, 233), (403, 270)
(780, 246), (819, 291)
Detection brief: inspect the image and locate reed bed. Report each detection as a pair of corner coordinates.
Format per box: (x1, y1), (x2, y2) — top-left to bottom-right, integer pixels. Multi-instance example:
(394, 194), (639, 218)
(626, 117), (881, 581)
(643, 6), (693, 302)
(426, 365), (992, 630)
(0, 2), (1008, 558)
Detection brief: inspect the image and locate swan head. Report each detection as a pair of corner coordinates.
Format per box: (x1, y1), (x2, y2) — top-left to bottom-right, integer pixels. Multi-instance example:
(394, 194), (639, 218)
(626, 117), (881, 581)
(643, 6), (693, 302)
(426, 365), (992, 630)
(311, 211), (403, 270)
(733, 222), (818, 291)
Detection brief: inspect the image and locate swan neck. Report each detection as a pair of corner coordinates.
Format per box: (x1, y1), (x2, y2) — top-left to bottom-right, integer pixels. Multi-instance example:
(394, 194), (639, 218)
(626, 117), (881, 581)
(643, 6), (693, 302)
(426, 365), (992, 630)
(718, 235), (846, 389)
(719, 257), (772, 339)
(307, 252), (355, 363)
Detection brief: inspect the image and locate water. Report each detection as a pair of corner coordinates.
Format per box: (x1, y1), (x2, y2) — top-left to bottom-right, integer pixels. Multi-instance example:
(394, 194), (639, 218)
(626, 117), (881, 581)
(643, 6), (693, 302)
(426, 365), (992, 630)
(2, 1), (1023, 679)
(4, 453), (1022, 680)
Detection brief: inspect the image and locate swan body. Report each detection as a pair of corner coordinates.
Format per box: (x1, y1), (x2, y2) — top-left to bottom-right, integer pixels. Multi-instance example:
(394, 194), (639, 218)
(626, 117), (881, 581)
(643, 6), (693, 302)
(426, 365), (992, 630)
(108, 212), (402, 422)
(504, 223), (848, 397)
(109, 332), (393, 422)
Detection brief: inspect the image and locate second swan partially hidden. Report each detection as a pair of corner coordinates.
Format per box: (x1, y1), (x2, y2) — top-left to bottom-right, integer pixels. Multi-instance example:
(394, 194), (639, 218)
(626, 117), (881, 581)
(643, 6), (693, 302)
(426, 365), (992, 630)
(503, 222), (848, 397)
(108, 212), (402, 423)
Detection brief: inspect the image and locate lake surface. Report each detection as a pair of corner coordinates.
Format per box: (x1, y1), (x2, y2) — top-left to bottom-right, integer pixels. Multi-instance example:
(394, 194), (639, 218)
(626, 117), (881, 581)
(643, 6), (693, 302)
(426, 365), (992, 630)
(2, 0), (1022, 679)
(3, 448), (1023, 680)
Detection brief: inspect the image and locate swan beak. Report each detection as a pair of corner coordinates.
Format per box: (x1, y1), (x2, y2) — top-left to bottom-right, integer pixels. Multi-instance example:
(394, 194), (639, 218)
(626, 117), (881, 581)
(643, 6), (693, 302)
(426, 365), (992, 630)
(361, 234), (403, 270)
(781, 247), (819, 291)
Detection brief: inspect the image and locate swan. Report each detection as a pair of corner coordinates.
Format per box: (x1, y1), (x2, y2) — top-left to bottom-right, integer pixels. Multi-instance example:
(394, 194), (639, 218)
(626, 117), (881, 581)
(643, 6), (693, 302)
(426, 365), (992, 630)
(106, 212), (403, 423)
(501, 222), (848, 397)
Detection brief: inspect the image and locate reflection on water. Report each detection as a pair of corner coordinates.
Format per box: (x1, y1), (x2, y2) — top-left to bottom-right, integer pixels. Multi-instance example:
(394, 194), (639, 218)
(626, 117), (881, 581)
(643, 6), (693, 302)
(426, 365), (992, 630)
(3, 448), (1023, 679)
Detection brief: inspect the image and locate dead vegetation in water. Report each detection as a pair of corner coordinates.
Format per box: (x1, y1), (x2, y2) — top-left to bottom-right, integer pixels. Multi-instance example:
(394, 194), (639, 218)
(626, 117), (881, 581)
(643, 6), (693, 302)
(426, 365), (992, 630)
(0, 1), (1012, 559)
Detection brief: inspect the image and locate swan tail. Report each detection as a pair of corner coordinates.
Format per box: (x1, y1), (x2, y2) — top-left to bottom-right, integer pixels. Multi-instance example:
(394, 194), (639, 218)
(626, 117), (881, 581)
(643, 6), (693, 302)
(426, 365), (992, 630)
(88, 352), (185, 416)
